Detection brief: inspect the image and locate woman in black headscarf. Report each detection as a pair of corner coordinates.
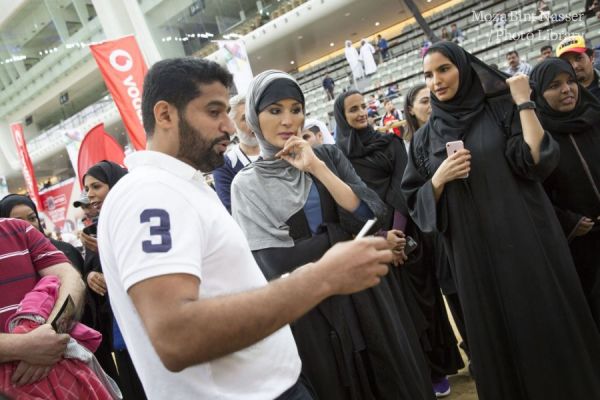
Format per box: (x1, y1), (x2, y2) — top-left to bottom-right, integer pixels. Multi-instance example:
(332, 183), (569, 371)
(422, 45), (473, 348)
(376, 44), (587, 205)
(531, 58), (600, 328)
(335, 84), (464, 396)
(0, 194), (84, 273)
(82, 160), (146, 400)
(232, 70), (434, 400)
(401, 41), (600, 399)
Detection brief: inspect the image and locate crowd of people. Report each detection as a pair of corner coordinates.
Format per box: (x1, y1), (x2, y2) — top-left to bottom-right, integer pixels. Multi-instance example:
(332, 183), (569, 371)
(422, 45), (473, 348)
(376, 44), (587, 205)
(0, 20), (599, 400)
(439, 23), (465, 45)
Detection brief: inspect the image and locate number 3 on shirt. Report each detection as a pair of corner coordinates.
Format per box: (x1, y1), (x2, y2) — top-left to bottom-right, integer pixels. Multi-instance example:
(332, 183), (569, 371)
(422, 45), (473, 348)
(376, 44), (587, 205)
(140, 209), (172, 253)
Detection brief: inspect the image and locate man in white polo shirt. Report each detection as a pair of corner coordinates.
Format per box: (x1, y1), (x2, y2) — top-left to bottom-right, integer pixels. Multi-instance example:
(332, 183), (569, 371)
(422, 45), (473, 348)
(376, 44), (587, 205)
(98, 58), (393, 400)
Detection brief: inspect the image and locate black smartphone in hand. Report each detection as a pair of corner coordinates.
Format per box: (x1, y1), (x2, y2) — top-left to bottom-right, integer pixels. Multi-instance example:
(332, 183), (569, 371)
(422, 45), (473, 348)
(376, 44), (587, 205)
(82, 222), (97, 236)
(50, 295), (76, 334)
(404, 236), (418, 256)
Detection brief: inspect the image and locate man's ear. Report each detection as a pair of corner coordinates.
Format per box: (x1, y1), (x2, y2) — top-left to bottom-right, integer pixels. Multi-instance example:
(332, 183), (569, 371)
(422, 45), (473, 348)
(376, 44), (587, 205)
(154, 100), (178, 130)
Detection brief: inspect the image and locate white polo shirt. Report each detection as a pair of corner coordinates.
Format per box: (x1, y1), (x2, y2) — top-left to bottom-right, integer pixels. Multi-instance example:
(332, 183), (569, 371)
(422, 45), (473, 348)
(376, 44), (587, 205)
(98, 150), (301, 400)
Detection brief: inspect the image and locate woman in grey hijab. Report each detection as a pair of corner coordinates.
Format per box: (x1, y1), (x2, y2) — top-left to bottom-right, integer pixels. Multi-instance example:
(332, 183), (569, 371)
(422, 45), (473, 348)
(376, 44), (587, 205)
(231, 70), (435, 400)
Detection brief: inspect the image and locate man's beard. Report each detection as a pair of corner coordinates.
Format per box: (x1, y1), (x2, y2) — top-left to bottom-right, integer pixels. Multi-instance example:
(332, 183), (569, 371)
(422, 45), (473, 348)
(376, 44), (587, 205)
(176, 115), (228, 172)
(237, 129), (259, 147)
(575, 71), (587, 83)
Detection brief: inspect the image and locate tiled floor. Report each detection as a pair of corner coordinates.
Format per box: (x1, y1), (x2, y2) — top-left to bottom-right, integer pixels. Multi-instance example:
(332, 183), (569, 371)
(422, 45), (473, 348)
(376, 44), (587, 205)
(446, 365), (477, 399)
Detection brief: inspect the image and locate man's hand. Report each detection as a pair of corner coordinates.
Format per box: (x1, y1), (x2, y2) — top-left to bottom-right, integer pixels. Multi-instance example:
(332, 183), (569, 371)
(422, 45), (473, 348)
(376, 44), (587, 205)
(392, 250), (408, 266)
(16, 325), (69, 366)
(12, 362), (52, 386)
(313, 237), (393, 295)
(127, 237), (393, 371)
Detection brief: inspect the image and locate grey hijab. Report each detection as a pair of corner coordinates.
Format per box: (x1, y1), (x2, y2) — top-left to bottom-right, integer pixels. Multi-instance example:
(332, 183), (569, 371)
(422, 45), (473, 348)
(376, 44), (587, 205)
(232, 70), (313, 250)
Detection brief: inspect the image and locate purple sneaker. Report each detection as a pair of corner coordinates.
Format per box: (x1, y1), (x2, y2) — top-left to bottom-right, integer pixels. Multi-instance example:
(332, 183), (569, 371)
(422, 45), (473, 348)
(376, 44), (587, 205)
(433, 377), (451, 398)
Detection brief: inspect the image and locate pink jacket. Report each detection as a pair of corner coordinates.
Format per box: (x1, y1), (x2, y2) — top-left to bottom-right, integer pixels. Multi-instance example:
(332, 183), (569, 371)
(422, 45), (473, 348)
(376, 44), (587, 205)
(5, 276), (102, 352)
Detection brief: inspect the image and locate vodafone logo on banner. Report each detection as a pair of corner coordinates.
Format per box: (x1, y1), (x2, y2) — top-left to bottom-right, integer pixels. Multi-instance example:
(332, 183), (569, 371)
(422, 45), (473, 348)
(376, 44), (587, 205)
(10, 122), (43, 211)
(109, 49), (133, 72)
(90, 36), (148, 151)
(108, 48), (143, 124)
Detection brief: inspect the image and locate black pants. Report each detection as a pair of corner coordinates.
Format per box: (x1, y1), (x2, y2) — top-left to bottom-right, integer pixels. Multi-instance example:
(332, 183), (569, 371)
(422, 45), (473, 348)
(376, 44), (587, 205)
(325, 88), (334, 100)
(275, 379), (315, 400)
(114, 349), (147, 400)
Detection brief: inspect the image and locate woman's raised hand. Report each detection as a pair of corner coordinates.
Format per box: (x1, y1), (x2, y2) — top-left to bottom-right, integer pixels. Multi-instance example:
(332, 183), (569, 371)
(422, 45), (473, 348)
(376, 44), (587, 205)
(506, 74), (532, 105)
(432, 148), (471, 188)
(276, 135), (322, 173)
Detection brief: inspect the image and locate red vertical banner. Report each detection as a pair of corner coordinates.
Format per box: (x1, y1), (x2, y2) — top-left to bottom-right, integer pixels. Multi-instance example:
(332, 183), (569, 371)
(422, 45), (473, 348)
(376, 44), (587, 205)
(10, 123), (43, 211)
(77, 123), (125, 186)
(39, 178), (75, 230)
(89, 35), (147, 151)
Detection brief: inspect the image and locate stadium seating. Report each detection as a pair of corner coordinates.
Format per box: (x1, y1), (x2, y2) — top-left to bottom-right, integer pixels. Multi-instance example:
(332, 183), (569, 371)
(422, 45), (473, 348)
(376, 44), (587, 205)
(298, 0), (599, 126)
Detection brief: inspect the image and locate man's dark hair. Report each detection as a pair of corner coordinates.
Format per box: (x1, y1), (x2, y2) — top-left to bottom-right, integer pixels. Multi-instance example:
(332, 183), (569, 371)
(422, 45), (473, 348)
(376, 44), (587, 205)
(540, 45), (552, 53)
(141, 57), (233, 137)
(451, 23), (457, 27)
(506, 50), (518, 57)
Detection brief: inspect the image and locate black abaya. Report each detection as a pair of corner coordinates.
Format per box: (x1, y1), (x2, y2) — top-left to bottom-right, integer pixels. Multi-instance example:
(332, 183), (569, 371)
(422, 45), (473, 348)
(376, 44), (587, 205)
(384, 140), (464, 380)
(83, 161), (147, 400)
(402, 225), (464, 378)
(334, 92), (464, 382)
(543, 130), (600, 329)
(49, 238), (84, 274)
(251, 145), (435, 400)
(402, 98), (600, 399)
(531, 58), (600, 330)
(401, 41), (600, 399)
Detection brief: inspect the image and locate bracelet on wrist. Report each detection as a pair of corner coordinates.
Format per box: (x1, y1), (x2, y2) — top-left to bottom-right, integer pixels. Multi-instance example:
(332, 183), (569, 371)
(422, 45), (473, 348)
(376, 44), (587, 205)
(516, 101), (536, 111)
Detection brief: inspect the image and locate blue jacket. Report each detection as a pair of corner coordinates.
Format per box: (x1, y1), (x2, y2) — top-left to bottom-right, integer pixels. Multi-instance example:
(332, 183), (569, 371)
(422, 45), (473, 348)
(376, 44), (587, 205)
(213, 145), (256, 212)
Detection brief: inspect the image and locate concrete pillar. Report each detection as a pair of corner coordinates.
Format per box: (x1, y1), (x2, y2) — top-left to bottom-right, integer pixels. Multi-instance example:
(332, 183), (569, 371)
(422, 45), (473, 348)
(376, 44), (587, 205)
(0, 36), (26, 77)
(0, 118), (20, 171)
(72, 0), (90, 25)
(0, 66), (11, 87)
(4, 62), (19, 81)
(44, 0), (70, 42)
(91, 0), (162, 66)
